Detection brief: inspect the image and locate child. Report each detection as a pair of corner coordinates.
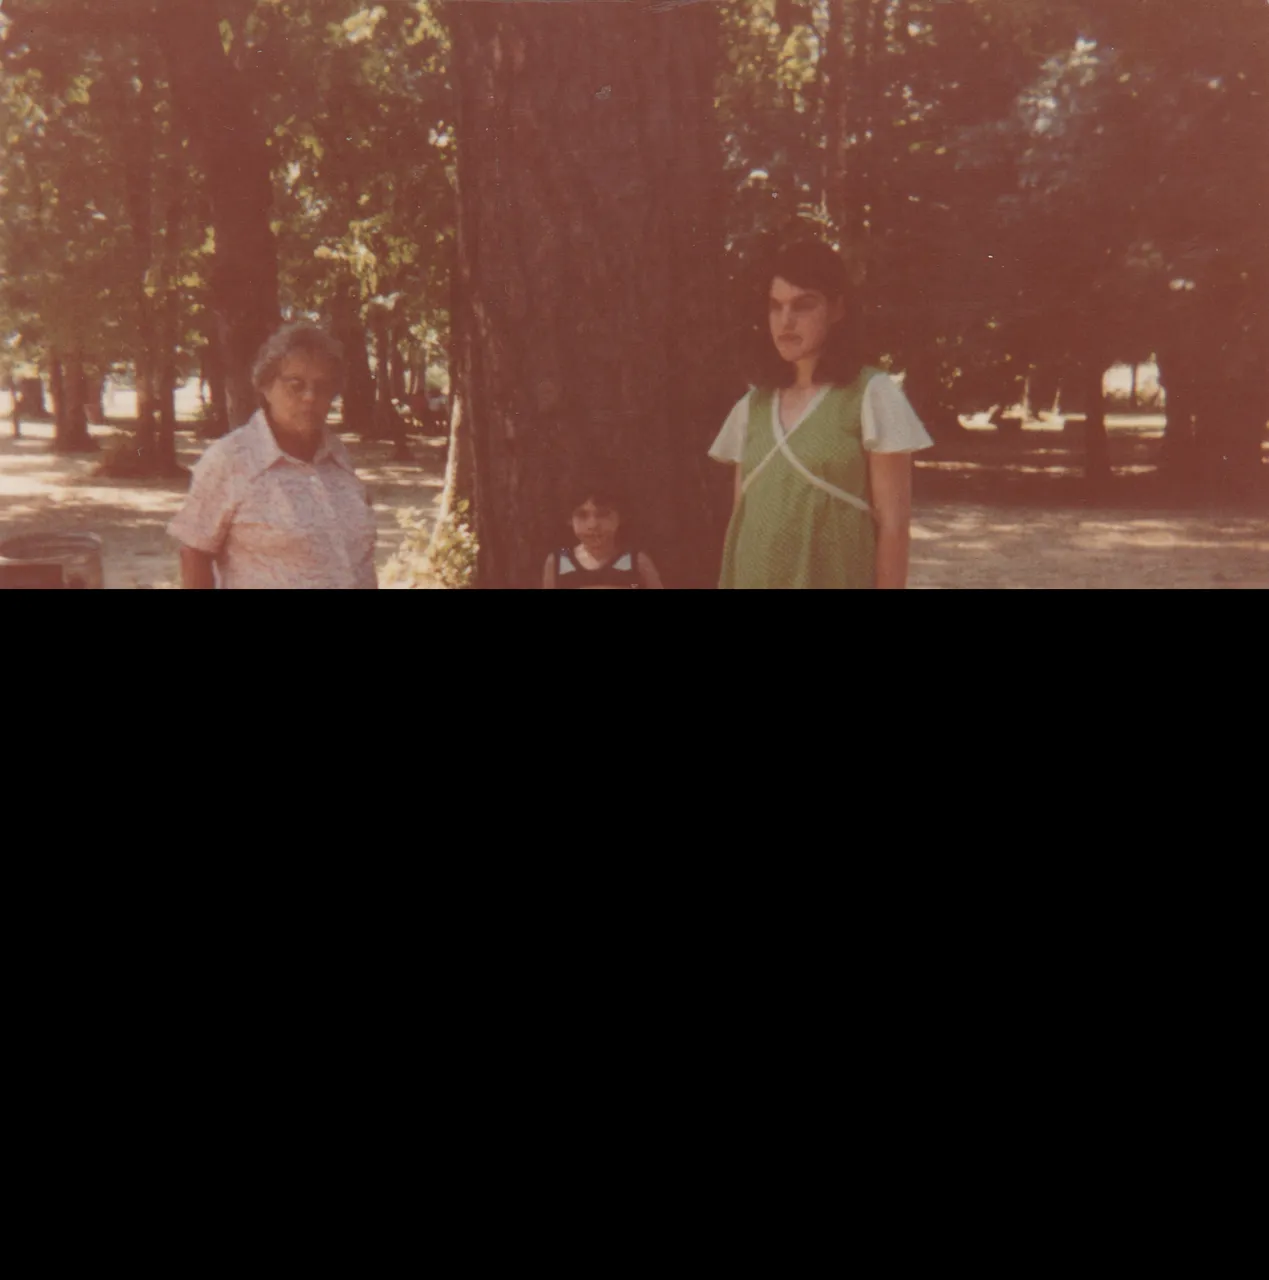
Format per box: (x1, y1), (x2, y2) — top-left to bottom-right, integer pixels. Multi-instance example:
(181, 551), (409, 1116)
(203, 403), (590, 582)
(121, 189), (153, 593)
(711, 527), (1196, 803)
(542, 480), (664, 589)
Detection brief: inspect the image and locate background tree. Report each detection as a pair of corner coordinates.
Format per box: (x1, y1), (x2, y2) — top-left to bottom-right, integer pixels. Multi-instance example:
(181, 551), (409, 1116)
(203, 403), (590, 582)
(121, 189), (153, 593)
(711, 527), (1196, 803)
(1, 0), (1262, 525)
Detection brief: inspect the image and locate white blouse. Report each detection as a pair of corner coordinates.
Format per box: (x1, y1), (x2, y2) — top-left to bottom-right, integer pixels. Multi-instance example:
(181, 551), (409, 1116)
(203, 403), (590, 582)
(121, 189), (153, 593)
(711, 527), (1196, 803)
(708, 373), (934, 464)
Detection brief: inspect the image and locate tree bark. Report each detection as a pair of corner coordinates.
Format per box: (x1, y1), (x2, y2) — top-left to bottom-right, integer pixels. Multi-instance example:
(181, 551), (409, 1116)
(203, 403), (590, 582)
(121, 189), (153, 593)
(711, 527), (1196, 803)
(1194, 372), (1266, 501)
(431, 389), (475, 562)
(846, 0), (877, 242)
(390, 327), (409, 404)
(823, 0), (848, 227)
(153, 147), (186, 473)
(155, 0), (278, 429)
(202, 324), (229, 438)
(449, 1), (730, 588)
(1158, 347), (1199, 489)
(118, 45), (159, 463)
(1083, 362), (1111, 491)
(18, 378), (46, 418)
(52, 346), (95, 453)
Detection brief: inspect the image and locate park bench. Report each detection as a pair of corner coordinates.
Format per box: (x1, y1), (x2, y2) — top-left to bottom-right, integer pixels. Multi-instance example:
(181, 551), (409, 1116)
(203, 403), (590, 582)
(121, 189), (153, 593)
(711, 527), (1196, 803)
(0, 534), (102, 589)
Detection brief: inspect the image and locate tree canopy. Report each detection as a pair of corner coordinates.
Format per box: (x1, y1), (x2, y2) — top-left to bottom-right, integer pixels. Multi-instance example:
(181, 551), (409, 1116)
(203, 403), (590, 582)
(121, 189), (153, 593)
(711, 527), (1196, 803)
(0, 0), (1262, 500)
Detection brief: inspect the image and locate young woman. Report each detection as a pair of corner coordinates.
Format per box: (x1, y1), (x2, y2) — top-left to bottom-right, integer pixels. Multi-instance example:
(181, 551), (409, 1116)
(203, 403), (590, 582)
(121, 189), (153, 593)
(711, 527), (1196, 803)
(709, 241), (933, 589)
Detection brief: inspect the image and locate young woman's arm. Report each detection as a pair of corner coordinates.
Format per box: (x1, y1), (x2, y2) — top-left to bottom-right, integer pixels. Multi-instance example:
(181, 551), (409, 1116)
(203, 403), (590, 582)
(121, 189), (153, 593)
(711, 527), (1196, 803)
(637, 553), (664, 590)
(180, 546), (217, 590)
(542, 552), (557, 590)
(867, 452), (914, 590)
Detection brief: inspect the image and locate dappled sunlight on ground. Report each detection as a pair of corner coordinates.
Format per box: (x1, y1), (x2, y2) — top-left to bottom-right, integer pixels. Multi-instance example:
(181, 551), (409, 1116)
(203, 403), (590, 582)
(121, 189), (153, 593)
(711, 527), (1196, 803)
(909, 503), (1268, 588)
(904, 415), (1267, 587)
(2, 411), (1262, 588)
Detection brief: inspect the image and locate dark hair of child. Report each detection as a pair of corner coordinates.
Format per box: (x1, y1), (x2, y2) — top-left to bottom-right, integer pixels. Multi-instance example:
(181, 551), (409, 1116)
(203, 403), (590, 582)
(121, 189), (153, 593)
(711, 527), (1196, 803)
(565, 472), (633, 546)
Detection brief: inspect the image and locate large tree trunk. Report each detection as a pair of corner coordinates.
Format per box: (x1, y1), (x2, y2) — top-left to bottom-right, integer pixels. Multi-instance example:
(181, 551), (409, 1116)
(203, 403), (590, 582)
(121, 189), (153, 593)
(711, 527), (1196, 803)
(450, 1), (730, 588)
(155, 0), (278, 429)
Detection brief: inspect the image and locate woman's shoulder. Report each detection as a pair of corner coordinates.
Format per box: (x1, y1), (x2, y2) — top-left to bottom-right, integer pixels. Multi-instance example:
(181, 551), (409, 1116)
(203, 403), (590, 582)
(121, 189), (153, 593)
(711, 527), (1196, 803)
(859, 367), (905, 398)
(197, 416), (265, 471)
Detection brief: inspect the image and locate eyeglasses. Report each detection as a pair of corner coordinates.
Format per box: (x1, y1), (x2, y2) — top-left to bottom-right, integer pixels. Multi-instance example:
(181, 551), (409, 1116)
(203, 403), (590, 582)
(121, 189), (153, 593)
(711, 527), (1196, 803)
(279, 376), (337, 400)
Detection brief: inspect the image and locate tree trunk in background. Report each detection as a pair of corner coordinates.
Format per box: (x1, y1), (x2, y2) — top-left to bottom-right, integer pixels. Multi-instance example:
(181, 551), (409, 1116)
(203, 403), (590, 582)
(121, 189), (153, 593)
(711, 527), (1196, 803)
(18, 378), (47, 418)
(343, 326), (375, 435)
(433, 224), (473, 538)
(330, 280), (373, 435)
(846, 0), (876, 242)
(370, 311), (409, 459)
(1158, 346), (1199, 488)
(450, 2), (730, 588)
(390, 327), (408, 404)
(153, 158), (185, 472)
(1195, 372), (1266, 500)
(52, 346), (95, 453)
(1083, 362), (1110, 490)
(89, 374), (106, 425)
(121, 48), (158, 463)
(823, 0), (848, 226)
(50, 353), (63, 437)
(431, 390), (475, 560)
(157, 355), (178, 471)
(155, 0), (278, 429)
(202, 324), (229, 438)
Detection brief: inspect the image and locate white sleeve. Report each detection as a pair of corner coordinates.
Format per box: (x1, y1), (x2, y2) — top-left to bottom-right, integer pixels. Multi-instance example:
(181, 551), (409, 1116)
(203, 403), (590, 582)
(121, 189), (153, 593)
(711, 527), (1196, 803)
(708, 394), (751, 464)
(861, 374), (934, 453)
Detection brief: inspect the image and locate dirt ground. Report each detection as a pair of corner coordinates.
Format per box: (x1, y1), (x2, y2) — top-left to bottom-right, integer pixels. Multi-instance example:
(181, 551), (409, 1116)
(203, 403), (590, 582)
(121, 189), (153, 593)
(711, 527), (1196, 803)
(0, 413), (1264, 588)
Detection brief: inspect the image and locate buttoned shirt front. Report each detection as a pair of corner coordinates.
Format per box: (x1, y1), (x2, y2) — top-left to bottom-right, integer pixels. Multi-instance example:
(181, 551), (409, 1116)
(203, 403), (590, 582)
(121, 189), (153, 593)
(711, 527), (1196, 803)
(168, 412), (377, 589)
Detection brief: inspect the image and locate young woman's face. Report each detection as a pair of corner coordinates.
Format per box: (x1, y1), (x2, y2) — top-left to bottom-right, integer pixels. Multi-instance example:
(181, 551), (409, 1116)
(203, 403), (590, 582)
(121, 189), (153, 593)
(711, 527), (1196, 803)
(572, 500), (620, 551)
(769, 276), (844, 366)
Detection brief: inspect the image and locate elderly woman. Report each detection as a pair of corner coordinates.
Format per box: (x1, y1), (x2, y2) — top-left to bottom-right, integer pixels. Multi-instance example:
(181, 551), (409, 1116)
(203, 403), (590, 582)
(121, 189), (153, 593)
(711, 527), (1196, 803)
(169, 324), (377, 589)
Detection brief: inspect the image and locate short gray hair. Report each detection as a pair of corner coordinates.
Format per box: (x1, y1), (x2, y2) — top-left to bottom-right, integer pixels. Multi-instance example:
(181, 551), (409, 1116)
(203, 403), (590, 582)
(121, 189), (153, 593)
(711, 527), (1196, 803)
(252, 323), (346, 395)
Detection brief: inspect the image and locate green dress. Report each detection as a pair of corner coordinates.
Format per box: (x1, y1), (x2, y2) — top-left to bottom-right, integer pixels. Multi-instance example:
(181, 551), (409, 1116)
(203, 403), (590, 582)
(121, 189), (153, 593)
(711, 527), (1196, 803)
(719, 368), (880, 590)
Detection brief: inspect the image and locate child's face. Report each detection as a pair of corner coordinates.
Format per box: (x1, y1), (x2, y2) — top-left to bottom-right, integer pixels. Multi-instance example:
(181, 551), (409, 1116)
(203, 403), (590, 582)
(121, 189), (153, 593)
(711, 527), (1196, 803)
(572, 499), (620, 549)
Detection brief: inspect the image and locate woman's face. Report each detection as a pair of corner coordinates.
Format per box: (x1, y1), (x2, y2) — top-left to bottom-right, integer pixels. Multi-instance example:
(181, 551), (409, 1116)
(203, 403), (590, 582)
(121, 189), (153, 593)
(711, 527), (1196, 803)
(572, 500), (620, 552)
(264, 353), (339, 438)
(769, 275), (844, 366)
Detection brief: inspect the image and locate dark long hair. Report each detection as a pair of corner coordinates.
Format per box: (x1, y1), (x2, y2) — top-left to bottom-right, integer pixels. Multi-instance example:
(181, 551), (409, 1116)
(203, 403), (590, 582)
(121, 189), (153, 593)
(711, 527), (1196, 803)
(746, 240), (866, 390)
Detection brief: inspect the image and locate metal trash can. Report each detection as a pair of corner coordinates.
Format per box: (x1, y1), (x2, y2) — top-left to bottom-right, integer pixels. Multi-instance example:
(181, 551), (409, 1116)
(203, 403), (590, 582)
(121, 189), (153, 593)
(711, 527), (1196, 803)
(0, 533), (104, 590)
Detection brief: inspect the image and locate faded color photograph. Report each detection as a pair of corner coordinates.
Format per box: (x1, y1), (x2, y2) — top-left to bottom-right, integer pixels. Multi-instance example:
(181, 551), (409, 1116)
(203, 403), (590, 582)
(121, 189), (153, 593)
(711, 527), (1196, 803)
(0, 0), (1265, 588)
